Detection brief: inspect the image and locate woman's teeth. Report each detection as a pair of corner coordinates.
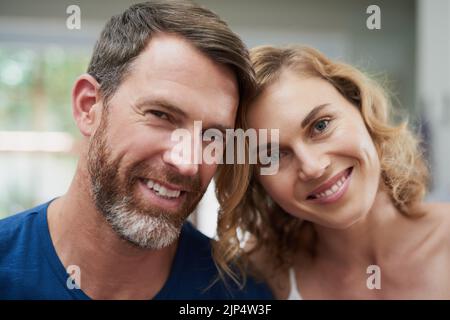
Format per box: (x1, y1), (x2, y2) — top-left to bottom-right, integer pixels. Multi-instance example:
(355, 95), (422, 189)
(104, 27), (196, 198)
(313, 175), (348, 199)
(146, 179), (181, 199)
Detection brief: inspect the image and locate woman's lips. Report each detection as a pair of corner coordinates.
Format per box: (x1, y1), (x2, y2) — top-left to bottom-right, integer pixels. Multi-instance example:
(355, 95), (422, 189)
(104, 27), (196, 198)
(306, 167), (353, 204)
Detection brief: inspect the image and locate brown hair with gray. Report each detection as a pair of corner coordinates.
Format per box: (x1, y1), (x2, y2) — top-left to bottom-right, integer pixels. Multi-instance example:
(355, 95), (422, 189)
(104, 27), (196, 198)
(87, 0), (255, 106)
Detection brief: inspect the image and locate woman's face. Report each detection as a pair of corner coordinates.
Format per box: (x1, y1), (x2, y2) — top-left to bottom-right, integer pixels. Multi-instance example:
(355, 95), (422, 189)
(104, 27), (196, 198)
(248, 71), (381, 229)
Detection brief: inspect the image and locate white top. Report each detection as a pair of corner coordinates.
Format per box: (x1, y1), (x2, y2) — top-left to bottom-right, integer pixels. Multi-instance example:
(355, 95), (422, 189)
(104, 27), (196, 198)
(287, 267), (303, 300)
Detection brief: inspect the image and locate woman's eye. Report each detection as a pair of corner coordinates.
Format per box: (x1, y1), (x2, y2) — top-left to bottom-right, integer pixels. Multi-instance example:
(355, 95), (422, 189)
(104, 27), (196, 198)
(268, 151), (279, 162)
(147, 110), (170, 121)
(258, 147), (289, 168)
(269, 149), (288, 162)
(312, 119), (330, 134)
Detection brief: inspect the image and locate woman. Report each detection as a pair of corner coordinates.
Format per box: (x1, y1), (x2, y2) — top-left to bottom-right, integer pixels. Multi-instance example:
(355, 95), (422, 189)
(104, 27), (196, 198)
(213, 45), (450, 299)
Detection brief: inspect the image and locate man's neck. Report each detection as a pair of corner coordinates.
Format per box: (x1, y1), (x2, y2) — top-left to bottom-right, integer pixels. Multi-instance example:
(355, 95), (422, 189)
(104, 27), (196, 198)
(47, 164), (178, 299)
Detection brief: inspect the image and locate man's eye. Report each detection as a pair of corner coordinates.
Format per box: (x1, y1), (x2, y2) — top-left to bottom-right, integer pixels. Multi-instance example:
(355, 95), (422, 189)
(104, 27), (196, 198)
(202, 130), (224, 144)
(312, 119), (330, 134)
(203, 134), (222, 144)
(147, 110), (170, 120)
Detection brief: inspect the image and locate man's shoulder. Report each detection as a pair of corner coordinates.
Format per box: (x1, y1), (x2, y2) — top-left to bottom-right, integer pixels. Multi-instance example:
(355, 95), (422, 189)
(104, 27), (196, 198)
(0, 203), (47, 285)
(0, 202), (49, 259)
(0, 201), (73, 299)
(0, 203), (47, 238)
(176, 221), (215, 273)
(180, 221), (212, 252)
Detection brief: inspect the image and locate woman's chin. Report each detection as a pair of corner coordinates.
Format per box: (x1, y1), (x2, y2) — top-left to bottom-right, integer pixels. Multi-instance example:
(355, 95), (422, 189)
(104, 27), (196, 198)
(315, 210), (368, 230)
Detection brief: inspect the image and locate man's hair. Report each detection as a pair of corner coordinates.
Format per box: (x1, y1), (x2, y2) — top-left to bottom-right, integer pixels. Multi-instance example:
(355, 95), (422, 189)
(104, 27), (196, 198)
(87, 0), (255, 105)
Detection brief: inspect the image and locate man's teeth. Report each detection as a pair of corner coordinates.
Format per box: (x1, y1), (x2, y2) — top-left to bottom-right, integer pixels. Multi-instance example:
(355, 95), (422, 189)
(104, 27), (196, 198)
(313, 175), (348, 199)
(146, 179), (181, 198)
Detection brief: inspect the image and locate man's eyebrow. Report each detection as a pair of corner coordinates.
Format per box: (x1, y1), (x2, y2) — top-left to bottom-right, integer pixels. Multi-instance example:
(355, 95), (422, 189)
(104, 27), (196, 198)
(136, 98), (233, 133)
(301, 103), (330, 129)
(204, 124), (232, 135)
(135, 98), (187, 118)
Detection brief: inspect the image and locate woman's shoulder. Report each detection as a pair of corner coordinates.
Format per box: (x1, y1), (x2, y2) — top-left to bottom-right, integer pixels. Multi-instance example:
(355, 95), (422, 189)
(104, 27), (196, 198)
(417, 202), (450, 222)
(412, 202), (450, 245)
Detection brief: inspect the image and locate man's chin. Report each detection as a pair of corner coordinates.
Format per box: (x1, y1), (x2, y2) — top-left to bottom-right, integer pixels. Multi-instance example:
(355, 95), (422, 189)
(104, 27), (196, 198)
(103, 203), (183, 250)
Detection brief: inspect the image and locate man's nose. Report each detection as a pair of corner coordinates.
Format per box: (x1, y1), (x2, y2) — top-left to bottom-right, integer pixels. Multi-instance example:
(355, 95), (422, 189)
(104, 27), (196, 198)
(162, 131), (201, 177)
(167, 161), (199, 176)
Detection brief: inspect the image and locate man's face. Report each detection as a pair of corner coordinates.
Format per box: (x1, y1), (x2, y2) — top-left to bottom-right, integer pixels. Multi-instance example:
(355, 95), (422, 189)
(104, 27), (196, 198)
(87, 34), (239, 249)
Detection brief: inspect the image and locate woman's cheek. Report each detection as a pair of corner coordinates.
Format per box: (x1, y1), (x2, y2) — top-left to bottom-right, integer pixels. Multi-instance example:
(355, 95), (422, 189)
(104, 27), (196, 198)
(328, 124), (367, 157)
(261, 173), (294, 205)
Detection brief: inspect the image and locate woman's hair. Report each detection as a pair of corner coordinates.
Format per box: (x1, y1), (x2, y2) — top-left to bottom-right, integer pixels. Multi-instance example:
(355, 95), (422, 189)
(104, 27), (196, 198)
(212, 45), (430, 286)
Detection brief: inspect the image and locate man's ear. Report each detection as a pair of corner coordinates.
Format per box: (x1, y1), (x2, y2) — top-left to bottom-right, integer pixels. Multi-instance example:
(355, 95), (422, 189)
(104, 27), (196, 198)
(72, 74), (103, 137)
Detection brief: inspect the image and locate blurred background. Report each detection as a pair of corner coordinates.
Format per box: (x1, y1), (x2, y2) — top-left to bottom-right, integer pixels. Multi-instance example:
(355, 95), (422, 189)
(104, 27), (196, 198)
(0, 0), (449, 237)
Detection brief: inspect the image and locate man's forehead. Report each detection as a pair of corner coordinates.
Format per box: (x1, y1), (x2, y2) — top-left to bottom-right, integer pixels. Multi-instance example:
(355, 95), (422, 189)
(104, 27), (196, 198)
(131, 33), (236, 85)
(122, 33), (239, 127)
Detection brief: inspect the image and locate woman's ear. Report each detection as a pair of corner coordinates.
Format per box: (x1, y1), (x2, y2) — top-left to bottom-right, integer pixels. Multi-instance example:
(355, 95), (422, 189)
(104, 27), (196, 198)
(72, 74), (102, 137)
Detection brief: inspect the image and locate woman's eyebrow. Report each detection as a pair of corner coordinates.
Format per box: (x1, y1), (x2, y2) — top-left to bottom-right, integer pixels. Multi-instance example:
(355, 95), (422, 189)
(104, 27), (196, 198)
(301, 103), (330, 129)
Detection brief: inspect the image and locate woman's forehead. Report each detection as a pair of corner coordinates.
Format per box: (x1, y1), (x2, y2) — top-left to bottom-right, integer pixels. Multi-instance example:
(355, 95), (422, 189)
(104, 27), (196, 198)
(247, 75), (340, 125)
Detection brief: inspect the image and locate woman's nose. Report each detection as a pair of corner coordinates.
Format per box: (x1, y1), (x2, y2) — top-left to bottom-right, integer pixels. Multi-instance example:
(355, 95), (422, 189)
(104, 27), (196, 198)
(294, 146), (330, 182)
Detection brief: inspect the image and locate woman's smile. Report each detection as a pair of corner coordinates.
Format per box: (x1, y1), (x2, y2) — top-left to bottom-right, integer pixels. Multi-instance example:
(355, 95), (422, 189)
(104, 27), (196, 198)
(306, 166), (353, 205)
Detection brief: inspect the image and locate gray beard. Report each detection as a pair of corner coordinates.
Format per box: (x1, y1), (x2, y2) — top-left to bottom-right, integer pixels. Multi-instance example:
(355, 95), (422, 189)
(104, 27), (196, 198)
(86, 109), (199, 250)
(99, 195), (182, 250)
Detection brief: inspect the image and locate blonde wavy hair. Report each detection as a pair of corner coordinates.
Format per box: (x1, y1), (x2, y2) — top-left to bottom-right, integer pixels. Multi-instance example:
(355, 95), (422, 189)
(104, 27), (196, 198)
(212, 45), (430, 286)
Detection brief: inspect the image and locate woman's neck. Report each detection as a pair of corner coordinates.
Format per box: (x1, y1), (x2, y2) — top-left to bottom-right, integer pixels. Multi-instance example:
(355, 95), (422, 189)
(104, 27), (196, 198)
(312, 189), (409, 269)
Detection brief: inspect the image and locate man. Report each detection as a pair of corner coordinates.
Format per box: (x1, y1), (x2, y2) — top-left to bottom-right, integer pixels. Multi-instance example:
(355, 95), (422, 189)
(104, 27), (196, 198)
(0, 1), (272, 299)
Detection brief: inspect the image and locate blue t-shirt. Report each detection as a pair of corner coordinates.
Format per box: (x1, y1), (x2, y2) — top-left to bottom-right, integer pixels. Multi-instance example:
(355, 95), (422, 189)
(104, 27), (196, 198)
(0, 201), (273, 300)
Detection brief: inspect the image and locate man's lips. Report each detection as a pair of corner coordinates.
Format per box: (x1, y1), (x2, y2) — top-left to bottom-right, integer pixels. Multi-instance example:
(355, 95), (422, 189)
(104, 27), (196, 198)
(138, 180), (186, 210)
(140, 177), (187, 193)
(306, 167), (353, 200)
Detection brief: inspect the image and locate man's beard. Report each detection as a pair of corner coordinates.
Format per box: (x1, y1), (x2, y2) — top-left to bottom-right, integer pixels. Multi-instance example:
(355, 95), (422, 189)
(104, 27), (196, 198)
(86, 112), (205, 250)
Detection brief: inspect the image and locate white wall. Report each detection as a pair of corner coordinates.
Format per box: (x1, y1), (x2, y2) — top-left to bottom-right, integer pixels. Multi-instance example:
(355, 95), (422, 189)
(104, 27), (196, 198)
(417, 0), (450, 201)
